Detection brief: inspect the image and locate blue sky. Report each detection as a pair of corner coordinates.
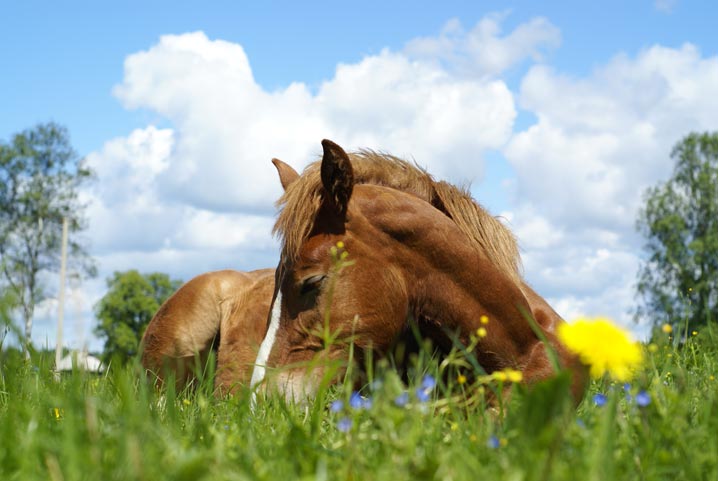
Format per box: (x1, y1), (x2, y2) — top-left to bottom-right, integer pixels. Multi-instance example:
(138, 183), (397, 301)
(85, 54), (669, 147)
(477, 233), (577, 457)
(2, 0), (718, 351)
(3, 1), (714, 155)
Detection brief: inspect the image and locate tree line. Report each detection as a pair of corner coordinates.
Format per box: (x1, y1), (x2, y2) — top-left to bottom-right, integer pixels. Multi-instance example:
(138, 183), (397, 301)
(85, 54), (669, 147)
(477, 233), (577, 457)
(2, 123), (717, 366)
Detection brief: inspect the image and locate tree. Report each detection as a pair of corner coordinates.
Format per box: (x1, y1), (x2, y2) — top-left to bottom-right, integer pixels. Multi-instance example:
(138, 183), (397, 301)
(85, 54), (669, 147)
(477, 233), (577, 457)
(636, 132), (718, 334)
(0, 123), (95, 357)
(0, 288), (18, 350)
(94, 270), (182, 365)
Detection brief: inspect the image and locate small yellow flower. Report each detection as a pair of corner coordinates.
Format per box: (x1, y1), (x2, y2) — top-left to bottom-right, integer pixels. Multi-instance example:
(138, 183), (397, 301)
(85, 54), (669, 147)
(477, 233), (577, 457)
(709, 375), (715, 381)
(500, 438), (508, 447)
(648, 343), (658, 353)
(558, 317), (643, 382)
(53, 408), (61, 420)
(476, 327), (487, 338)
(457, 374), (467, 385)
(182, 399), (191, 406)
(480, 315), (489, 325)
(492, 371), (508, 382)
(469, 434), (477, 442)
(450, 422), (459, 431)
(505, 368), (523, 383)
(692, 331), (698, 336)
(336, 241), (345, 249)
(662, 324), (673, 334)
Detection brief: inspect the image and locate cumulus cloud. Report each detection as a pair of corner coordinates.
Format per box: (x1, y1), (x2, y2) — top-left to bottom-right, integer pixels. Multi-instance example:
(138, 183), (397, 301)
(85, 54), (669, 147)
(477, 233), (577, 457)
(111, 29), (520, 214)
(404, 13), (561, 77)
(504, 43), (718, 334)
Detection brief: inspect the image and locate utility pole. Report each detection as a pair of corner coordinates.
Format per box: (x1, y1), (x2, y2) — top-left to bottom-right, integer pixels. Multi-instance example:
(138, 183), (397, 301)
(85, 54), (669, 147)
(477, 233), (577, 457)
(55, 217), (68, 374)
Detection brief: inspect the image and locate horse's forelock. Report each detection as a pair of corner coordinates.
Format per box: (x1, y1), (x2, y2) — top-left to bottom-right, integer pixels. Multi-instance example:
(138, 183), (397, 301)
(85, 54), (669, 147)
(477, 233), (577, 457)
(272, 150), (521, 280)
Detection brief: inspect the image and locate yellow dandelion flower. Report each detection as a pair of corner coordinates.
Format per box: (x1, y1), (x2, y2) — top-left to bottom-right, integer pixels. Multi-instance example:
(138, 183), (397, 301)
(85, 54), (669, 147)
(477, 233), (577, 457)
(457, 374), (467, 385)
(661, 324), (673, 334)
(558, 317), (643, 382)
(692, 331), (698, 336)
(477, 327), (487, 338)
(336, 241), (345, 249)
(480, 315), (489, 325)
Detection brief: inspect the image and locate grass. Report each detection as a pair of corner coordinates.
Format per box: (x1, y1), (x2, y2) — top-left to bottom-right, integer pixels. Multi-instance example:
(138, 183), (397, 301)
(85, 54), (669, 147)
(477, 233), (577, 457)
(1, 325), (717, 481)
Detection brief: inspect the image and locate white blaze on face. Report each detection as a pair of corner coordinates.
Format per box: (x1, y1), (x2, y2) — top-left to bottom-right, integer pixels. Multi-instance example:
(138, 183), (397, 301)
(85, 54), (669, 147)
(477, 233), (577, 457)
(250, 290), (282, 390)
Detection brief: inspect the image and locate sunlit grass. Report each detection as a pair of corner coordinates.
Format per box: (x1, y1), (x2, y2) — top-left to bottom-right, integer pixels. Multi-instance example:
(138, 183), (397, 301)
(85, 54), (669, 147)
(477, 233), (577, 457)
(1, 324), (716, 480)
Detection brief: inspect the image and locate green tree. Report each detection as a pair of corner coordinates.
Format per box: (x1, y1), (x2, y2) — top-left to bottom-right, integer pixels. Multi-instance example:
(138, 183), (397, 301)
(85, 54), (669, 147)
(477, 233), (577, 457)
(636, 132), (718, 334)
(0, 123), (95, 357)
(94, 270), (182, 365)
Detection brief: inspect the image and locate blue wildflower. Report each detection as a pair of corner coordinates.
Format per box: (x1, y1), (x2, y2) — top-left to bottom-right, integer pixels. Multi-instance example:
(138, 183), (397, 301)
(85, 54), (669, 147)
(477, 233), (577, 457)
(416, 387), (430, 403)
(421, 374), (436, 390)
(330, 400), (344, 413)
(593, 393), (608, 407)
(349, 392), (363, 409)
(623, 383), (631, 392)
(337, 417), (352, 432)
(394, 392), (409, 407)
(487, 435), (500, 449)
(361, 397), (373, 409)
(635, 390), (651, 407)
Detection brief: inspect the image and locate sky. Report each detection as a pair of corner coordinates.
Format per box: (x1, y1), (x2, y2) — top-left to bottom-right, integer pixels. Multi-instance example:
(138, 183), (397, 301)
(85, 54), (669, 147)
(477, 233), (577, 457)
(2, 0), (718, 352)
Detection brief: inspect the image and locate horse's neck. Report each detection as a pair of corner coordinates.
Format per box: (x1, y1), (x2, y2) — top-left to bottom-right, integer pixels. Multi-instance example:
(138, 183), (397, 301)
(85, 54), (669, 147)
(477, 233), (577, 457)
(361, 193), (538, 362)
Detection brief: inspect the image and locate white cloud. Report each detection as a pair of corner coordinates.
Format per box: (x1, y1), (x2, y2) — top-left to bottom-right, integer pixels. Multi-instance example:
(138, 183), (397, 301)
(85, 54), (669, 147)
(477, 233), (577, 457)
(405, 13), (561, 77)
(111, 30), (519, 213)
(504, 43), (718, 335)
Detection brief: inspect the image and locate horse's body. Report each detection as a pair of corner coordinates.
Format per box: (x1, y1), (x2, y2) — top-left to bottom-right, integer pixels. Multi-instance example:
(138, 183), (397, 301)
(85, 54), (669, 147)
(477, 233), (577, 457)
(141, 268), (274, 394)
(251, 140), (586, 402)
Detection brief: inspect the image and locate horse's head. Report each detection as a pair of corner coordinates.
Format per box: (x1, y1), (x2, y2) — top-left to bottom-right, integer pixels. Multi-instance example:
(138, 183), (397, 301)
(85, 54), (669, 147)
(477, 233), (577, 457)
(251, 140), (417, 401)
(251, 140), (587, 403)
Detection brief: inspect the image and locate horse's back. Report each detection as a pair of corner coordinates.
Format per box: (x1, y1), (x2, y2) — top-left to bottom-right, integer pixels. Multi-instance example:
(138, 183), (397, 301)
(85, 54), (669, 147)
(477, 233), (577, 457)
(140, 268), (274, 392)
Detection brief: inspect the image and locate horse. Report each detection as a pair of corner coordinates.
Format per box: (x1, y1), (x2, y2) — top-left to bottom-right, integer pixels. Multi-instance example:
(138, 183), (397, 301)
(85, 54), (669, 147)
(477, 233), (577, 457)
(140, 268), (274, 395)
(250, 139), (586, 403)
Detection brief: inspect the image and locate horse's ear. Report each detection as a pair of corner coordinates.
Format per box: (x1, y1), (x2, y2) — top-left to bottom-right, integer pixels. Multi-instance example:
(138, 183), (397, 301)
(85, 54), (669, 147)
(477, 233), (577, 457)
(272, 158), (299, 191)
(320, 139), (354, 214)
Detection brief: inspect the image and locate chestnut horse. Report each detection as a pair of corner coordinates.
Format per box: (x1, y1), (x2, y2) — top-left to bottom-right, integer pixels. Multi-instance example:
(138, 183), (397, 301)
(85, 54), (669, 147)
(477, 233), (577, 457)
(251, 140), (585, 402)
(141, 268), (274, 394)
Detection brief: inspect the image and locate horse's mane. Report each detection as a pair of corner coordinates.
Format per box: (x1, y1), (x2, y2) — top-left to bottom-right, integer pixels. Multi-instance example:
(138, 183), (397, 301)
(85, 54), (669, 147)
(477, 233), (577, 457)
(273, 150), (522, 282)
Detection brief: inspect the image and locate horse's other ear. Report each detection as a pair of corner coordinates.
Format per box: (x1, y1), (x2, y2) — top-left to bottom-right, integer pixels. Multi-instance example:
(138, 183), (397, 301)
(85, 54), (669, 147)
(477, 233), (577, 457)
(272, 158), (299, 191)
(320, 139), (354, 214)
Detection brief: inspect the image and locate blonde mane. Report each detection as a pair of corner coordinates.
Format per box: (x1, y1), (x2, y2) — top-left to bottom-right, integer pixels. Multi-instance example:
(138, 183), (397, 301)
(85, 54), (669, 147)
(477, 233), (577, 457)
(273, 150), (521, 282)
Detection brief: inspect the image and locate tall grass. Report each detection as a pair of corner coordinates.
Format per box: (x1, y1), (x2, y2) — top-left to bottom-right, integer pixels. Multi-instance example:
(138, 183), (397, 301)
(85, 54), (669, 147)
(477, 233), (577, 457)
(1, 325), (716, 481)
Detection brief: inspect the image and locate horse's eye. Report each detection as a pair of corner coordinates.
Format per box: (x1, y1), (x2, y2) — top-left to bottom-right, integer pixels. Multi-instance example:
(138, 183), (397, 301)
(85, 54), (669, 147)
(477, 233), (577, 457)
(300, 274), (326, 296)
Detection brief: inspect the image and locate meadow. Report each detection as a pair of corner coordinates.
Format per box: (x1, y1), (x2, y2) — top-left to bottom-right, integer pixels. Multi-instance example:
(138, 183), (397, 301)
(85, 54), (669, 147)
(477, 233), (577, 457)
(1, 324), (716, 481)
